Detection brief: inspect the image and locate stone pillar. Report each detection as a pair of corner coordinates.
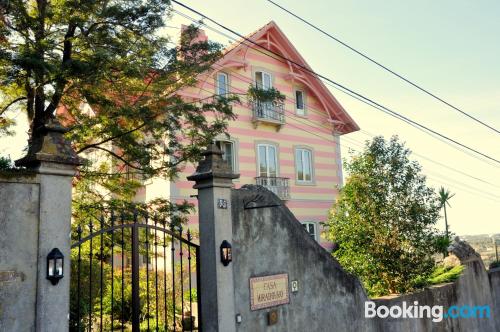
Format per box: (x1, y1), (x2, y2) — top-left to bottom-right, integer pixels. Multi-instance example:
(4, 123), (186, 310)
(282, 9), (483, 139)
(187, 145), (239, 332)
(16, 119), (82, 331)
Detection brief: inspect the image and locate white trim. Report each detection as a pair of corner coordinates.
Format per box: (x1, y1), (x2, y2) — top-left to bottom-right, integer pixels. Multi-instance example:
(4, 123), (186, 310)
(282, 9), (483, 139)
(216, 72), (229, 96)
(301, 221), (317, 241)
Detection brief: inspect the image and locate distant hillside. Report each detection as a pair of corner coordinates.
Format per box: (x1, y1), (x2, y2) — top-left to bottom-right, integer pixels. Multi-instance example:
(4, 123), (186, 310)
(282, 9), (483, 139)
(460, 234), (499, 268)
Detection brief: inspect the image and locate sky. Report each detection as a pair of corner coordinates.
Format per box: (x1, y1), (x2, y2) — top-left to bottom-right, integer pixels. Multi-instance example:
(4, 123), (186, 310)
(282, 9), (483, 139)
(2, 0), (499, 236)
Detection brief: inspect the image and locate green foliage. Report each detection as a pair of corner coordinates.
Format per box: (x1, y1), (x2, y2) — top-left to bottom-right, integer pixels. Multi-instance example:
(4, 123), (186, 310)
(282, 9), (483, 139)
(427, 265), (464, 284)
(247, 85), (285, 103)
(70, 247), (195, 331)
(1, 0), (241, 221)
(326, 136), (443, 296)
(413, 264), (465, 289)
(438, 187), (455, 209)
(490, 261), (500, 270)
(434, 233), (453, 257)
(0, 155), (13, 170)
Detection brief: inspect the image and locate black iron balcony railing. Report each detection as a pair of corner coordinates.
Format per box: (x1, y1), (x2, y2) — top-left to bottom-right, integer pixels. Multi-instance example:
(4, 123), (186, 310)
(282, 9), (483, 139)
(255, 176), (290, 200)
(250, 99), (285, 126)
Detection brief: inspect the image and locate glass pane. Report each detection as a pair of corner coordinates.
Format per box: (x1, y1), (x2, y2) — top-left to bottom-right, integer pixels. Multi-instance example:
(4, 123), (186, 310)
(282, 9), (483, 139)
(56, 258), (63, 276)
(268, 146), (277, 177)
(48, 259), (55, 276)
(258, 145), (267, 177)
(225, 142), (233, 171)
(217, 73), (227, 96)
(296, 149), (303, 181)
(255, 72), (263, 89)
(263, 73), (272, 90)
(308, 224), (315, 237)
(296, 91), (304, 109)
(304, 150), (312, 181)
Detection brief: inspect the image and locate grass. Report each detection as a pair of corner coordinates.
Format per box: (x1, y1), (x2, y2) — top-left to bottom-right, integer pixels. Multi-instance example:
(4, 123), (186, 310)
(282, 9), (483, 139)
(413, 264), (464, 290)
(427, 265), (464, 285)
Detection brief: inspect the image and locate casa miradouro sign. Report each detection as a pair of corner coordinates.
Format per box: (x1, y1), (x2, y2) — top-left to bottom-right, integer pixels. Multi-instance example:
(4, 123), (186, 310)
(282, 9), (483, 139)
(249, 273), (289, 310)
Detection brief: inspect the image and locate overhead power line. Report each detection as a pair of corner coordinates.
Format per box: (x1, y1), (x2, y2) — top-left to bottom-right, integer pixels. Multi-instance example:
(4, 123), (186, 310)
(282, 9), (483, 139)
(265, 0), (500, 135)
(181, 52), (500, 202)
(170, 1), (500, 167)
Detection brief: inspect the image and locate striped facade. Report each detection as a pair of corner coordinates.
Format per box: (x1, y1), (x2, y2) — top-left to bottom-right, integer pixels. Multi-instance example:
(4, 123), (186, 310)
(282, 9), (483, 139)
(141, 21), (359, 249)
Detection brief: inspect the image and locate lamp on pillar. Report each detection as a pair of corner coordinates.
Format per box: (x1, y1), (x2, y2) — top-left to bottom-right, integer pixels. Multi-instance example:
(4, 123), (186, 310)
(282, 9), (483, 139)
(47, 248), (64, 285)
(220, 240), (232, 266)
(187, 144), (240, 331)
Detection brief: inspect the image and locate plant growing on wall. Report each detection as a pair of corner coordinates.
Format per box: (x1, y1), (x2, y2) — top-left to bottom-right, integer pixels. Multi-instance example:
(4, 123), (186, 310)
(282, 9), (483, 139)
(326, 136), (444, 296)
(247, 85), (285, 104)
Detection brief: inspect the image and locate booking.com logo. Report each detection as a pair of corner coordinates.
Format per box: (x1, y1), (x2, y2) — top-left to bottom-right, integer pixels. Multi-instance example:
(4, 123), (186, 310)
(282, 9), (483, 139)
(365, 301), (491, 322)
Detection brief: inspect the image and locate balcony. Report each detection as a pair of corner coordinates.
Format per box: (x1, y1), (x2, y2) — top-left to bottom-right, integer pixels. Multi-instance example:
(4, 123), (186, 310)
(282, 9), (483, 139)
(250, 99), (285, 130)
(255, 176), (290, 200)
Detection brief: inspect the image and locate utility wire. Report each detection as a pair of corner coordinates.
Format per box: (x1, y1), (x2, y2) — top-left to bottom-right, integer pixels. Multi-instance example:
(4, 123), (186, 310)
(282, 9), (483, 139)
(357, 130), (500, 189)
(193, 64), (500, 201)
(170, 1), (500, 167)
(169, 8), (500, 201)
(265, 0), (500, 135)
(172, 8), (500, 168)
(172, 11), (500, 191)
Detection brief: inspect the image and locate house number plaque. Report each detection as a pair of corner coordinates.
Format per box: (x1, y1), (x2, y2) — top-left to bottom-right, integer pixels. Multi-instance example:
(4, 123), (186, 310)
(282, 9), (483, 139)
(217, 198), (228, 209)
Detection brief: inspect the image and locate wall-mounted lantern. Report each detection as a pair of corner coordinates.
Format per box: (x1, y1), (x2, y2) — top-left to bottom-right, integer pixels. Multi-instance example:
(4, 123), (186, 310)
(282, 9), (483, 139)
(220, 240), (232, 266)
(47, 248), (64, 285)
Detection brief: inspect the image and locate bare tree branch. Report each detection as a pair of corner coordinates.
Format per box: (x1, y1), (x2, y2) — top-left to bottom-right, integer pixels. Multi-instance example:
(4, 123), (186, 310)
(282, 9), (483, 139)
(0, 97), (27, 116)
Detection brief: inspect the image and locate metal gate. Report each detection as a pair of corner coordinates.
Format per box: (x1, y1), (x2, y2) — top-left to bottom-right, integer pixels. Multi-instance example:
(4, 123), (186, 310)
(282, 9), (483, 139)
(70, 211), (201, 331)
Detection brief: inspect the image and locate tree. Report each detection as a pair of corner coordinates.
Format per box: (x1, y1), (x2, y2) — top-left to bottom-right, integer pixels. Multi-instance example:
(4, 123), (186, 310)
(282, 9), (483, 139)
(325, 136), (443, 296)
(0, 0), (239, 218)
(438, 186), (455, 240)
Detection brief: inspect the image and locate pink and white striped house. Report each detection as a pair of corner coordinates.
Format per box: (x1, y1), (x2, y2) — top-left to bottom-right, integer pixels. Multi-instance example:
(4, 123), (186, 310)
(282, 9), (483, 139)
(138, 21), (359, 249)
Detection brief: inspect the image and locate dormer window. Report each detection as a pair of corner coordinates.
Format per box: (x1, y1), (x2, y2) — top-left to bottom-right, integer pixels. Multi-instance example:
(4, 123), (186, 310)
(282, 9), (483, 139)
(216, 72), (229, 96)
(295, 90), (305, 116)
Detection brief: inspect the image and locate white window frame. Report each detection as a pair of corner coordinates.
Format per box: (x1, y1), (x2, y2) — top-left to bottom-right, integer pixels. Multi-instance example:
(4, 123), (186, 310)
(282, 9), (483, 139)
(302, 222), (317, 241)
(216, 72), (229, 96)
(295, 147), (314, 184)
(295, 89), (306, 116)
(257, 143), (278, 178)
(215, 140), (236, 172)
(254, 70), (273, 90)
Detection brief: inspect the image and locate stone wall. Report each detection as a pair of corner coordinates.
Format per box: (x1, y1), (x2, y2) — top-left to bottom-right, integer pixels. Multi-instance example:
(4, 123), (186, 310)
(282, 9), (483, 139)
(0, 163), (75, 331)
(0, 174), (40, 331)
(490, 268), (500, 329)
(229, 185), (500, 332)
(188, 146), (500, 332)
(230, 185), (378, 331)
(374, 259), (498, 332)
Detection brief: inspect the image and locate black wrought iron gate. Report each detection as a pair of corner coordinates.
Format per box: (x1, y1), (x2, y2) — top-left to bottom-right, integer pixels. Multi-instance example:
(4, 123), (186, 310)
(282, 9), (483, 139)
(70, 211), (201, 331)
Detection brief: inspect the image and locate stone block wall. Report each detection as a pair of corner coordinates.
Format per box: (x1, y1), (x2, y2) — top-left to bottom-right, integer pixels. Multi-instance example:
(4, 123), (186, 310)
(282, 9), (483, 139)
(0, 174), (40, 331)
(230, 185), (378, 331)
(229, 185), (500, 332)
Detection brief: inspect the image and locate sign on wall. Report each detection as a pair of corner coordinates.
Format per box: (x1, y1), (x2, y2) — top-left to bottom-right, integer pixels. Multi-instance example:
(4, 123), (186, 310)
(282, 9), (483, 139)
(249, 274), (289, 310)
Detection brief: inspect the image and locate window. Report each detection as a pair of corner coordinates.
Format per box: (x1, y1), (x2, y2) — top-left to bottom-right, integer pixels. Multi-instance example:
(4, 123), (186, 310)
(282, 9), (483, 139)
(295, 90), (305, 115)
(255, 71), (272, 90)
(215, 140), (235, 172)
(295, 148), (313, 182)
(302, 222), (317, 240)
(257, 144), (277, 177)
(216, 72), (229, 96)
